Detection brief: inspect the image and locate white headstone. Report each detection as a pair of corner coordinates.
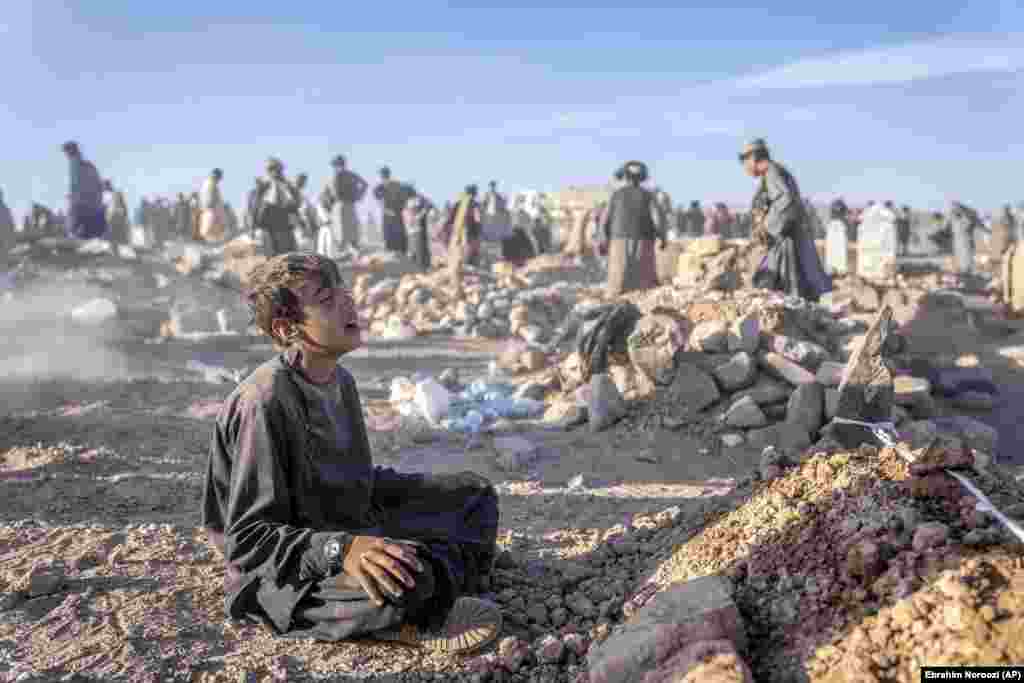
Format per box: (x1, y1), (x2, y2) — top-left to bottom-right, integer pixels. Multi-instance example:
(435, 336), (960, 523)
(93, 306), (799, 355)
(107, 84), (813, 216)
(857, 205), (898, 281)
(825, 219), (849, 275)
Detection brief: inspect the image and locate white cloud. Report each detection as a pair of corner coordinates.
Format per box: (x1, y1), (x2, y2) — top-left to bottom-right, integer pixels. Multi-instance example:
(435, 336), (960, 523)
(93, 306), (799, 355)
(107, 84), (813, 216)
(730, 34), (1024, 90)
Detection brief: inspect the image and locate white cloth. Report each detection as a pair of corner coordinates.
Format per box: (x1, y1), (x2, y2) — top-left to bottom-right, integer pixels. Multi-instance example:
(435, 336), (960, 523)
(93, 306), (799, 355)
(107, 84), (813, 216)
(200, 178), (224, 211)
(316, 224), (338, 259)
(825, 218), (849, 275)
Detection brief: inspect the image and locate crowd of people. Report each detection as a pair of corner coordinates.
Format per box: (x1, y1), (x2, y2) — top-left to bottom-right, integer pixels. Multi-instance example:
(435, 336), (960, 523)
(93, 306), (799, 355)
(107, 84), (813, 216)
(2, 138), (1023, 305)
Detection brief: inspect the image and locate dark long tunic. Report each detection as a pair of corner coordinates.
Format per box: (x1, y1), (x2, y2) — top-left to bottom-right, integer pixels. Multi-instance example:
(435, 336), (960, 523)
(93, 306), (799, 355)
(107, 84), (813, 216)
(601, 185), (662, 296)
(201, 349), (499, 639)
(752, 162), (832, 302)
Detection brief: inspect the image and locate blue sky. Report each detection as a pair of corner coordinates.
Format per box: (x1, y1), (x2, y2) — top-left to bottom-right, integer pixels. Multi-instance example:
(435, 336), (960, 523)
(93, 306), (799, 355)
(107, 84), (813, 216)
(2, 0), (1022, 219)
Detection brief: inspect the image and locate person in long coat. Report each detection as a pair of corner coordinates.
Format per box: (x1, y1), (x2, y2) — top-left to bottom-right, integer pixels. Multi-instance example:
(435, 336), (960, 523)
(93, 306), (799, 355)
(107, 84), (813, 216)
(105, 182), (130, 245)
(199, 168), (227, 242)
(948, 201), (988, 277)
(257, 158), (301, 256)
(445, 185), (483, 296)
(0, 189), (15, 256)
(328, 156), (368, 253)
(62, 141), (108, 240)
(373, 166), (411, 254)
(601, 161), (665, 297)
(742, 139), (831, 302)
(990, 204), (1016, 264)
(404, 192), (434, 272)
(501, 194), (536, 265)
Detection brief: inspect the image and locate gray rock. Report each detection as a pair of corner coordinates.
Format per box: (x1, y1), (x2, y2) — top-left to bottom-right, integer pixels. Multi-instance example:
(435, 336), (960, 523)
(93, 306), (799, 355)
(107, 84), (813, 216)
(514, 382), (548, 402)
(721, 433), (745, 448)
(746, 426), (778, 450)
(690, 320), (730, 353)
(825, 388), (840, 419)
(587, 576), (744, 683)
(733, 377), (792, 406)
(786, 383), (825, 435)
(815, 361), (846, 387)
(767, 334), (829, 370)
(759, 352), (816, 386)
(438, 368), (460, 390)
(589, 374), (626, 432)
(776, 422), (812, 454)
(724, 396), (768, 428)
(712, 352), (758, 392)
(664, 363), (720, 416)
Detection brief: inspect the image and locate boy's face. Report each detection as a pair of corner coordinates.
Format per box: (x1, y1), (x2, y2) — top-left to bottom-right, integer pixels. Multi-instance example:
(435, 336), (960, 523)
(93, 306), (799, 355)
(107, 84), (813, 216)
(286, 262), (363, 356)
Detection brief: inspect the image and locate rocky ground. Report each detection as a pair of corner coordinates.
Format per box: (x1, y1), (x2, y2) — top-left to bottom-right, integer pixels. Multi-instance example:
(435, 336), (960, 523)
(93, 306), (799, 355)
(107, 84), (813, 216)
(0, 234), (1022, 682)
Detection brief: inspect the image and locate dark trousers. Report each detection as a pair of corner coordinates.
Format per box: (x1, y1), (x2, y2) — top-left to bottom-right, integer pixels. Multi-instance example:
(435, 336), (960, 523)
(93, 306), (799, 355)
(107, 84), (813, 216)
(261, 206), (298, 256)
(382, 215), (408, 254)
(277, 471), (498, 642)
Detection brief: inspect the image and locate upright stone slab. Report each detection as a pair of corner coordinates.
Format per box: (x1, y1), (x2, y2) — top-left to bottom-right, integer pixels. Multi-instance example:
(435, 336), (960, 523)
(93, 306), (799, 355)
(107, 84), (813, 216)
(831, 306), (901, 448)
(587, 575), (745, 683)
(825, 218), (849, 275)
(1004, 243), (1024, 314)
(857, 204), (898, 281)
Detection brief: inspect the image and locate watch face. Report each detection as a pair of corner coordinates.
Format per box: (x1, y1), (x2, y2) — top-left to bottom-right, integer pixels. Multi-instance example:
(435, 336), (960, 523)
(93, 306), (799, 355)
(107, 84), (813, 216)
(325, 540), (340, 559)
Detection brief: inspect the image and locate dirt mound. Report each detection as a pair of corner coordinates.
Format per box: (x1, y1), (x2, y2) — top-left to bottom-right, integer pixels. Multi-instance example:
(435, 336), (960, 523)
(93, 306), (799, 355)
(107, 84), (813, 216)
(643, 443), (1024, 682)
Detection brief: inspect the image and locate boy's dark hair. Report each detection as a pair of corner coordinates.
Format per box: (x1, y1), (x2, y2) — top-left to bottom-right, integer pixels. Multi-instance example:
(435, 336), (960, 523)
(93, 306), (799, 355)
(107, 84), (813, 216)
(245, 252), (343, 349)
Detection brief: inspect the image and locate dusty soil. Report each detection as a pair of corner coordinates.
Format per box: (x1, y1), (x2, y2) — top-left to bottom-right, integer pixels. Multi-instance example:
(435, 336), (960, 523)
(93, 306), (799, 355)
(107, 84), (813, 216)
(0, 333), (748, 682)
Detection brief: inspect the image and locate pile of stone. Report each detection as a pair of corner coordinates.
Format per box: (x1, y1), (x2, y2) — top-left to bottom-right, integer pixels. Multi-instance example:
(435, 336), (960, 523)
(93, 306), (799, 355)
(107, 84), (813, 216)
(352, 259), (601, 342)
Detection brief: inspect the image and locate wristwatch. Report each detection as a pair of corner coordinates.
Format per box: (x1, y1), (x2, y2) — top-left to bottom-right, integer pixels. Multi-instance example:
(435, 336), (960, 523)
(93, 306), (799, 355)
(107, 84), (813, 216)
(324, 538), (343, 577)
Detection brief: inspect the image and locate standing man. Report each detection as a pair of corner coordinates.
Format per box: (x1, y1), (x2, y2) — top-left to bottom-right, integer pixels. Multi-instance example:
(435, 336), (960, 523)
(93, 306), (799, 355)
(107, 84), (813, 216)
(104, 180), (130, 245)
(949, 201), (990, 279)
(62, 141), (108, 240)
(293, 173), (320, 242)
(0, 189), (15, 256)
(327, 155), (369, 254)
(199, 168), (227, 242)
(481, 180), (511, 244)
(224, 202), (240, 239)
(686, 200), (705, 237)
(742, 138), (831, 302)
(601, 161), (665, 297)
(374, 166), (410, 254)
(446, 185), (483, 296)
(245, 177), (267, 239)
(898, 205), (914, 256)
(173, 193), (192, 241)
(258, 158), (301, 256)
(404, 190), (434, 272)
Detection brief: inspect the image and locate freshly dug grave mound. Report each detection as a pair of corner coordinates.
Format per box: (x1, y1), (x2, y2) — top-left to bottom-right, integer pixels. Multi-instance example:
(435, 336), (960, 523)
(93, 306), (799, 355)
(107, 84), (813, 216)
(647, 444), (1024, 683)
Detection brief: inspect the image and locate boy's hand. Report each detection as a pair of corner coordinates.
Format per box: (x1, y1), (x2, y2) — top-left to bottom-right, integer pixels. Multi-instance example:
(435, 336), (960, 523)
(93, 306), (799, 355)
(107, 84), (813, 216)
(341, 536), (424, 606)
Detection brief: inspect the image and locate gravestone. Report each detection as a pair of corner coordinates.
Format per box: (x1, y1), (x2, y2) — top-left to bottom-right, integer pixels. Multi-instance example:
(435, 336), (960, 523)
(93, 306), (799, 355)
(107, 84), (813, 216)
(857, 204), (898, 281)
(1003, 242), (1024, 314)
(825, 218), (849, 275)
(830, 306), (904, 448)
